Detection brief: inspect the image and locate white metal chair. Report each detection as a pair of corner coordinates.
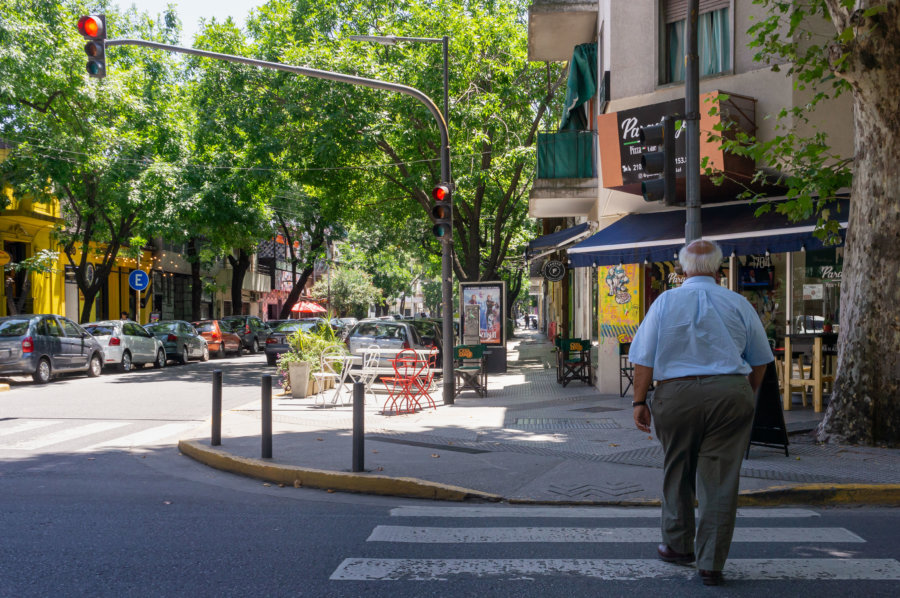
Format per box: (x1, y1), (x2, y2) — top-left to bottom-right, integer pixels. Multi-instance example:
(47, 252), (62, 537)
(313, 346), (346, 407)
(346, 344), (381, 407)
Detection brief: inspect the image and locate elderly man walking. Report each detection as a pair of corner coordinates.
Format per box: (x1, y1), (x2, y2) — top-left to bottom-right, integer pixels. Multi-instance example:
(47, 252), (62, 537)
(628, 240), (773, 586)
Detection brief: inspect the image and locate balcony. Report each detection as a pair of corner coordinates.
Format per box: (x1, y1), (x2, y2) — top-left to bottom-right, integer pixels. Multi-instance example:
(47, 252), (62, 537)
(528, 1), (599, 62)
(529, 130), (598, 218)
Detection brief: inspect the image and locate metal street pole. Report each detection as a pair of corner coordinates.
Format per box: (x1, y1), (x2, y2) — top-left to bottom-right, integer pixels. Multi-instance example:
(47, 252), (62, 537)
(684, 0), (702, 243)
(104, 37), (455, 400)
(350, 34), (455, 405)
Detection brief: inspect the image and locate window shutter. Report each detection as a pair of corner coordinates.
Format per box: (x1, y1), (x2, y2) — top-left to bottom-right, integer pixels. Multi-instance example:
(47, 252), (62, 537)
(664, 0), (730, 24)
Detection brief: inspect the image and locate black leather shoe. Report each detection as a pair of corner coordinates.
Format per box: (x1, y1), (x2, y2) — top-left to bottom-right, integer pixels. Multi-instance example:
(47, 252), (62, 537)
(699, 569), (724, 586)
(657, 544), (696, 564)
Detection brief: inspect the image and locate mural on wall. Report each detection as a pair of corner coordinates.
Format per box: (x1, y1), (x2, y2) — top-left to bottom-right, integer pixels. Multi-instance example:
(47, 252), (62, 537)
(599, 264), (641, 342)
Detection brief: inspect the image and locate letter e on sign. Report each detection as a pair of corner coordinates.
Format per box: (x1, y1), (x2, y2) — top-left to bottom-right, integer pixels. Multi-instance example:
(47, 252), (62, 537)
(129, 269), (149, 292)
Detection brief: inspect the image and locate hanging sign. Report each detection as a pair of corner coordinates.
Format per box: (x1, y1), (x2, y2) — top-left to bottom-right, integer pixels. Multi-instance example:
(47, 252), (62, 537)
(0, 250), (10, 267)
(543, 260), (566, 282)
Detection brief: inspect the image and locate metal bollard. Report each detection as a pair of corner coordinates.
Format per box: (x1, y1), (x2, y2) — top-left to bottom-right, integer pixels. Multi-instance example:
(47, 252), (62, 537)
(352, 381), (364, 472)
(211, 370), (222, 446)
(261, 374), (272, 459)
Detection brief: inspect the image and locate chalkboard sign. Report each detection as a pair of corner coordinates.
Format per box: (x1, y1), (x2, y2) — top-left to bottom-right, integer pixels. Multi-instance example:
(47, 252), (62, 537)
(746, 361), (790, 458)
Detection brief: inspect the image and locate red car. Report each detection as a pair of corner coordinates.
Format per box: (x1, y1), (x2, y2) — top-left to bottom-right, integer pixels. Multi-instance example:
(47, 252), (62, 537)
(192, 320), (243, 358)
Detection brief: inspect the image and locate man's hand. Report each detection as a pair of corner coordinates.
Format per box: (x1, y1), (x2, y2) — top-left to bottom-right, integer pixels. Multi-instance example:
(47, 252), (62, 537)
(634, 404), (651, 433)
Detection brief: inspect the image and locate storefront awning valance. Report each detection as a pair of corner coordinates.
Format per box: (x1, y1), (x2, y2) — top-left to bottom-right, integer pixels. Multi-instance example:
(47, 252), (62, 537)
(568, 199), (849, 267)
(527, 222), (591, 259)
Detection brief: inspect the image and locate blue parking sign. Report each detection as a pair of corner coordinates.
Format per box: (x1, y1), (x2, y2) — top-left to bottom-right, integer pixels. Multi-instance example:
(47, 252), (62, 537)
(129, 269), (149, 291)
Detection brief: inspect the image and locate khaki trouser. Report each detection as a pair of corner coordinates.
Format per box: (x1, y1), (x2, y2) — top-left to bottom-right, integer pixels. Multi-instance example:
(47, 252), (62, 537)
(650, 374), (755, 571)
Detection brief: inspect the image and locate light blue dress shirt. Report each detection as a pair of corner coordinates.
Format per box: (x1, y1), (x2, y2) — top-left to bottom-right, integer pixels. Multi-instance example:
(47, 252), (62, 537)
(628, 276), (774, 380)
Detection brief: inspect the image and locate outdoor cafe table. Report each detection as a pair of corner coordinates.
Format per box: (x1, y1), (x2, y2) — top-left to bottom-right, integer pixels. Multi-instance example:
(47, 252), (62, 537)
(782, 333), (837, 413)
(337, 348), (438, 409)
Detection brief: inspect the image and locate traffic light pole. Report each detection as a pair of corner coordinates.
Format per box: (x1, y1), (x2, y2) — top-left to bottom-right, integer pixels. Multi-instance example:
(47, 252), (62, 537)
(684, 0), (702, 243)
(104, 38), (455, 400)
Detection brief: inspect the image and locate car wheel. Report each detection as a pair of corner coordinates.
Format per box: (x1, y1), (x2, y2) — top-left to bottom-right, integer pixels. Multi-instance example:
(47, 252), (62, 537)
(266, 354), (276, 366)
(120, 350), (133, 372)
(154, 349), (166, 369)
(180, 346), (189, 365)
(217, 344), (226, 359)
(87, 353), (102, 377)
(250, 338), (259, 354)
(201, 345), (210, 362)
(33, 357), (51, 384)
(233, 344), (242, 357)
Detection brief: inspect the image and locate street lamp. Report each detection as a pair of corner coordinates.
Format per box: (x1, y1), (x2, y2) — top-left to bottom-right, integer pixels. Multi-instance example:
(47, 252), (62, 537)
(351, 34), (455, 406)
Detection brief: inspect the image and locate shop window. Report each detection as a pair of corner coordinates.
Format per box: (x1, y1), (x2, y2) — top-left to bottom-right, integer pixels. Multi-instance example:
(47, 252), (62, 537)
(738, 253), (786, 347)
(791, 248), (842, 334)
(662, 1), (731, 84)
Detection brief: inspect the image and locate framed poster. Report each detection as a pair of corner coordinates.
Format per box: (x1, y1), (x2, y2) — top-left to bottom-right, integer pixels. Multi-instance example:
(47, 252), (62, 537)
(459, 281), (507, 345)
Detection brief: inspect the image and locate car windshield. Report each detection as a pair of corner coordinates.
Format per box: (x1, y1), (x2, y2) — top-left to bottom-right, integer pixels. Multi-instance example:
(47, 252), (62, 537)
(274, 322), (303, 333)
(0, 318), (31, 337)
(83, 324), (115, 336)
(146, 322), (178, 333)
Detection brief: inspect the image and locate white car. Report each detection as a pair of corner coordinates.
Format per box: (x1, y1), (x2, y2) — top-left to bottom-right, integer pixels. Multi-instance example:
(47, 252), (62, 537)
(83, 320), (166, 371)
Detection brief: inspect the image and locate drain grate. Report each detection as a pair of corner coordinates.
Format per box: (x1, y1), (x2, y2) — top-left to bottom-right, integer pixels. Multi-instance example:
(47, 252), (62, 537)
(570, 406), (624, 413)
(512, 418), (620, 430)
(368, 436), (490, 454)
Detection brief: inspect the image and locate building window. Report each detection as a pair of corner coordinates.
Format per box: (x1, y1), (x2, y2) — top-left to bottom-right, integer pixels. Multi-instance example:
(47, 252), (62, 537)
(663, 1), (731, 83)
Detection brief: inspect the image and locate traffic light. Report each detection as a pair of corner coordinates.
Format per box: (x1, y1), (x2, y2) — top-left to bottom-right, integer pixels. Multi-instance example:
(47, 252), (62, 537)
(639, 115), (676, 205)
(77, 15), (106, 78)
(431, 184), (452, 239)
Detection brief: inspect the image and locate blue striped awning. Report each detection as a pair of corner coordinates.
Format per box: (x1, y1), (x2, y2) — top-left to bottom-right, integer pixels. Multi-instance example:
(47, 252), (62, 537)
(568, 199), (849, 267)
(526, 223), (591, 259)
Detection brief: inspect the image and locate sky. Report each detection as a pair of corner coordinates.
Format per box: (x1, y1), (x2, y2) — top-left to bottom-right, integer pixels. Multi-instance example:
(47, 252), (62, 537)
(122, 1), (268, 44)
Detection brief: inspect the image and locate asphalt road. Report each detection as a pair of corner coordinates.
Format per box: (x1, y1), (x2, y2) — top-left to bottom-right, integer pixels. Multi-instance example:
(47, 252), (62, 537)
(2, 356), (899, 597)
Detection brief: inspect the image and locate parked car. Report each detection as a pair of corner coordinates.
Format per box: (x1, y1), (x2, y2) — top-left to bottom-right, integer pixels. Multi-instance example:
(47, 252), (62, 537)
(191, 320), (243, 358)
(0, 314), (104, 383)
(83, 320), (166, 371)
(329, 317), (358, 339)
(408, 319), (445, 363)
(263, 318), (332, 366)
(222, 315), (270, 354)
(144, 320), (209, 364)
(345, 320), (427, 367)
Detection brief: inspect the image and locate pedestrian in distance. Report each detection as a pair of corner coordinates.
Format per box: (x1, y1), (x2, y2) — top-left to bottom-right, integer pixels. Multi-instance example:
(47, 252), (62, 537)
(628, 239), (773, 586)
(120, 311), (129, 320)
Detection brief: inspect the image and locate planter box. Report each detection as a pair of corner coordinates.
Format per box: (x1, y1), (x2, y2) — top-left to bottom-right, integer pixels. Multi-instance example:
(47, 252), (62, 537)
(288, 362), (312, 398)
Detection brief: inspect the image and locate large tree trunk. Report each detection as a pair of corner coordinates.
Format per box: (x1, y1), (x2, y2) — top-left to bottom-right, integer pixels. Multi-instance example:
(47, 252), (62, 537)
(817, 1), (900, 446)
(277, 266), (313, 320)
(227, 249), (250, 316)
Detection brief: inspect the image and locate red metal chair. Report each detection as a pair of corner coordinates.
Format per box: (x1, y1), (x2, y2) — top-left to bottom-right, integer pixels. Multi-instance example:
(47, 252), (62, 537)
(381, 349), (420, 414)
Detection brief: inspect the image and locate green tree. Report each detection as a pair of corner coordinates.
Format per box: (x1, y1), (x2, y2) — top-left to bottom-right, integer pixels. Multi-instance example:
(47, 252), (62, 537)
(705, 0), (900, 445)
(0, 1), (186, 321)
(309, 266), (380, 318)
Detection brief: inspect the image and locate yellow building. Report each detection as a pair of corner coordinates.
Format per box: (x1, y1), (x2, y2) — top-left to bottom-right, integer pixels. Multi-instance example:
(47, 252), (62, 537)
(1, 144), (155, 323)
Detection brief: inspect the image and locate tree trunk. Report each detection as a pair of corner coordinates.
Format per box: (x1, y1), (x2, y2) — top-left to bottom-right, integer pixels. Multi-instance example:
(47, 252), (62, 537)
(187, 238), (202, 321)
(817, 3), (900, 446)
(227, 249), (250, 316)
(277, 266), (313, 320)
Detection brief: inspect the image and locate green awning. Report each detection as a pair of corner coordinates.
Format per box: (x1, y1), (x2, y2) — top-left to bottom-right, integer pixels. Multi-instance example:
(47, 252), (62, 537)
(559, 42), (597, 131)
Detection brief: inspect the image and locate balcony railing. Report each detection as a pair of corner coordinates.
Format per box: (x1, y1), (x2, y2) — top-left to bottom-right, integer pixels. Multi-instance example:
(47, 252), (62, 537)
(536, 130), (596, 179)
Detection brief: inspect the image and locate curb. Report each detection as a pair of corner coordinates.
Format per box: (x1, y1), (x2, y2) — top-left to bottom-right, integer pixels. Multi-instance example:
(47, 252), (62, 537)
(0, 383), (9, 392)
(736, 483), (900, 506)
(178, 439), (503, 502)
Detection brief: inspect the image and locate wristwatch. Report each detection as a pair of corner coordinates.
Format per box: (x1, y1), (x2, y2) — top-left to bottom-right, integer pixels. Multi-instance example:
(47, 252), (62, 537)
(632, 401), (647, 408)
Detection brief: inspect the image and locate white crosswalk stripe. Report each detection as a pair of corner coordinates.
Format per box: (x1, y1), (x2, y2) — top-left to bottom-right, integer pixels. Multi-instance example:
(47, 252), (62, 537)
(389, 506), (821, 519)
(0, 418), (197, 453)
(80, 422), (200, 452)
(331, 558), (900, 581)
(330, 507), (900, 582)
(367, 525), (865, 544)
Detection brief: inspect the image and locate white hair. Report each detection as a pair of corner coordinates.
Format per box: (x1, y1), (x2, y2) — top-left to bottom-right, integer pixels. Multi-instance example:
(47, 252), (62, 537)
(678, 240), (723, 275)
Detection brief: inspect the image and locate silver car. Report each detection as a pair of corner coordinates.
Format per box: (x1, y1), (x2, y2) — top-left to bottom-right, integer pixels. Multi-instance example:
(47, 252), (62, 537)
(83, 320), (166, 371)
(0, 314), (104, 383)
(345, 320), (427, 367)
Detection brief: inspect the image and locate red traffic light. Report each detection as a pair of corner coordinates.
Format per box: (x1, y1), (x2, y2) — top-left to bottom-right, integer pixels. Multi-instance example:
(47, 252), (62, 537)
(77, 15), (105, 39)
(432, 185), (450, 202)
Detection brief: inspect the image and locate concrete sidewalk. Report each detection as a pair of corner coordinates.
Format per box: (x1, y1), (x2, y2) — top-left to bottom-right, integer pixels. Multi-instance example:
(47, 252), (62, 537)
(179, 329), (900, 505)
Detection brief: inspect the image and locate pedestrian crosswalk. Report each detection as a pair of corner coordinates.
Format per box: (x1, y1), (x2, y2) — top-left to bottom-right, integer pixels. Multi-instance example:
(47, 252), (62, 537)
(0, 418), (200, 453)
(330, 506), (900, 582)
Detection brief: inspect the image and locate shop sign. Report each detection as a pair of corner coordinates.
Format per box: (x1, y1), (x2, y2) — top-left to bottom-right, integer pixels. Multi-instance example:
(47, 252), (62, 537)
(615, 98), (686, 186)
(803, 284), (824, 300)
(804, 247), (843, 280)
(542, 260), (566, 282)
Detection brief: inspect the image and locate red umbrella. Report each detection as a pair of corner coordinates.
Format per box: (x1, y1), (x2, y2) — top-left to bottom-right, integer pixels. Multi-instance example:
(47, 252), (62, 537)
(291, 300), (326, 314)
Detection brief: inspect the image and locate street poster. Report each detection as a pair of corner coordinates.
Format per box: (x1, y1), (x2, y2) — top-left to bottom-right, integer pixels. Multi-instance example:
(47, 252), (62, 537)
(599, 264), (641, 342)
(459, 281), (506, 345)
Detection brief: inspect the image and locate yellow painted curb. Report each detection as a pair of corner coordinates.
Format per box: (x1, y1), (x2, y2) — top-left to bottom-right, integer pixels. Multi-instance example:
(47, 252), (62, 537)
(0, 383), (9, 392)
(737, 483), (900, 506)
(178, 439), (502, 502)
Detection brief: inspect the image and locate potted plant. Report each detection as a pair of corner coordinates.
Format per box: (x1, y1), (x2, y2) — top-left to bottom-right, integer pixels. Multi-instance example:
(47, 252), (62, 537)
(276, 323), (347, 398)
(823, 316), (834, 334)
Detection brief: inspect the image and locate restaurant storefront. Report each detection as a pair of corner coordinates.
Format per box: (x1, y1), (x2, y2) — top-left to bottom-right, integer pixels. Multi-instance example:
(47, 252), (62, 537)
(569, 198), (849, 403)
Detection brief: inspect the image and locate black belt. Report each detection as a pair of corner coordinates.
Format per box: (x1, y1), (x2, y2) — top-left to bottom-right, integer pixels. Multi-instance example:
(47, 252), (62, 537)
(657, 374), (718, 385)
